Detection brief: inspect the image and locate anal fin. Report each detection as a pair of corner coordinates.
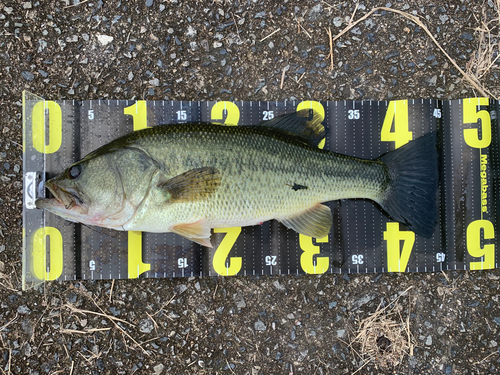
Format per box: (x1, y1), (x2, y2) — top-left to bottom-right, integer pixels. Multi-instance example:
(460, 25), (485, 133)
(279, 204), (332, 238)
(171, 220), (213, 248)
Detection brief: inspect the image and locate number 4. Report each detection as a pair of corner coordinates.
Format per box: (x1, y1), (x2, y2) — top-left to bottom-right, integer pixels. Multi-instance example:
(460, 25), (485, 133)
(384, 222), (415, 272)
(381, 100), (412, 149)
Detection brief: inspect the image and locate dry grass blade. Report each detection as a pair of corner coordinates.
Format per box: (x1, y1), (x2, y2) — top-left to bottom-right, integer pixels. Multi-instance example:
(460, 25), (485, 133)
(326, 27), (334, 70)
(330, 6), (492, 98)
(109, 279), (115, 303)
(63, 304), (133, 326)
(61, 327), (111, 334)
(466, 4), (500, 97)
(351, 287), (415, 370)
(260, 28), (280, 42)
(0, 314), (18, 332)
(63, 302), (149, 355)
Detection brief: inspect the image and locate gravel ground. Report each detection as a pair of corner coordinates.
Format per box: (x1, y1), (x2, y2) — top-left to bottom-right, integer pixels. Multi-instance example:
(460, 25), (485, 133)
(2, 0), (500, 374)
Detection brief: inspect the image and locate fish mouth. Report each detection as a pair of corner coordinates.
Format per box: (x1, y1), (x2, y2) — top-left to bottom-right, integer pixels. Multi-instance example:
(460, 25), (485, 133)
(35, 180), (86, 213)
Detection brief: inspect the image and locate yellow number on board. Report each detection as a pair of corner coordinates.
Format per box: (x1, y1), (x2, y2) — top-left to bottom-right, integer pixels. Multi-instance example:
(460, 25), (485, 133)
(124, 102), (150, 278)
(211, 101), (240, 126)
(127, 231), (151, 278)
(32, 227), (63, 280)
(32, 101), (62, 154)
(299, 235), (329, 274)
(384, 222), (415, 272)
(124, 101), (148, 131)
(381, 100), (412, 149)
(463, 98), (491, 149)
(213, 227), (242, 275)
(467, 220), (495, 270)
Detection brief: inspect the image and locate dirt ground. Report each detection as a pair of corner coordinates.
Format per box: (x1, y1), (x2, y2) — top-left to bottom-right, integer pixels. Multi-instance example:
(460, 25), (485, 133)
(1, 0), (500, 374)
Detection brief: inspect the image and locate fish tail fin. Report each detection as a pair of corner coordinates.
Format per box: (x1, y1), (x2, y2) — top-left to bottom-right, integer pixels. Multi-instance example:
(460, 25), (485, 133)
(378, 132), (439, 238)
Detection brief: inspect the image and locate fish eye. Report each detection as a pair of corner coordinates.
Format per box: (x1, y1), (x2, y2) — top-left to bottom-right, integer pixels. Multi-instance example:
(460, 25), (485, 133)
(69, 165), (82, 179)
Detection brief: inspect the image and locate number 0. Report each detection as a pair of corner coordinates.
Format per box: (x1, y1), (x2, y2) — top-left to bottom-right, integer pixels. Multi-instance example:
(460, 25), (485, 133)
(32, 101), (62, 154)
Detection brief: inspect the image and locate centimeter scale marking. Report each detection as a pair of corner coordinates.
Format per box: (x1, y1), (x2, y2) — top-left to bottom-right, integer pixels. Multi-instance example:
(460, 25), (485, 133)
(21, 93), (499, 289)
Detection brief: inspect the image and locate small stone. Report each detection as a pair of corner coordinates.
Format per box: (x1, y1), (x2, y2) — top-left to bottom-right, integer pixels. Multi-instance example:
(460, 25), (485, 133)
(384, 50), (400, 60)
(461, 32), (474, 41)
(22, 71), (34, 81)
(255, 11), (266, 19)
(233, 293), (246, 308)
(96, 35), (113, 46)
(186, 25), (197, 38)
(109, 307), (121, 316)
(149, 78), (160, 86)
(17, 305), (31, 314)
(439, 14), (449, 23)
(128, 72), (134, 80)
(429, 75), (437, 86)
(153, 364), (164, 375)
(308, 4), (323, 21)
(273, 280), (286, 291)
(333, 17), (342, 27)
(493, 317), (500, 325)
(21, 319), (33, 334)
(0, 176), (11, 183)
(174, 284), (187, 294)
(254, 319), (267, 331)
(337, 329), (345, 338)
(365, 19), (376, 28)
(425, 335), (432, 346)
(139, 318), (154, 333)
(146, 0), (153, 7)
(350, 27), (362, 35)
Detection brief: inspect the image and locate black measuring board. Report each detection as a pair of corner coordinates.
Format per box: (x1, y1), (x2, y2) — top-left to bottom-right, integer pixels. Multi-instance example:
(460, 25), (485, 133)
(21, 92), (500, 290)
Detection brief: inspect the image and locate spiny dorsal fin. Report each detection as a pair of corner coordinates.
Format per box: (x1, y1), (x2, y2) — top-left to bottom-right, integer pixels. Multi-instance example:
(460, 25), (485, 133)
(257, 109), (326, 147)
(158, 167), (221, 203)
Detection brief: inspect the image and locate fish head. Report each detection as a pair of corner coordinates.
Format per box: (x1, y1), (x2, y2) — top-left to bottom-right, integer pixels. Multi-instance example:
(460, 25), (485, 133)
(35, 155), (129, 227)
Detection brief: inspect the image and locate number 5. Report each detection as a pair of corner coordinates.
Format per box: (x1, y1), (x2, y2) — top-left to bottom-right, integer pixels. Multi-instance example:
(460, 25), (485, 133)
(463, 98), (491, 149)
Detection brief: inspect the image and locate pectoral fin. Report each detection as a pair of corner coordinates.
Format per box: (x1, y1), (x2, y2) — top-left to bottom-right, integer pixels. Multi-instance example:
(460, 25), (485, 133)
(279, 204), (332, 238)
(159, 167), (221, 203)
(172, 220), (213, 248)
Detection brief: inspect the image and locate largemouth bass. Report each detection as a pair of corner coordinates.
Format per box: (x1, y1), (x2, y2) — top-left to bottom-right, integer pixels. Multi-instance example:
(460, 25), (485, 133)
(36, 110), (438, 246)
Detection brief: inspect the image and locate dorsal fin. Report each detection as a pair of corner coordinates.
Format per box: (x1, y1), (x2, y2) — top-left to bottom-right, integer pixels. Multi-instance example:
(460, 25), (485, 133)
(257, 109), (326, 147)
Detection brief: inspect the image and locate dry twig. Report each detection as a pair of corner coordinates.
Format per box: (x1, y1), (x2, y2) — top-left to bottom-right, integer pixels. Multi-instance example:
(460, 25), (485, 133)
(326, 27), (334, 70)
(280, 68), (286, 89)
(260, 28), (280, 42)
